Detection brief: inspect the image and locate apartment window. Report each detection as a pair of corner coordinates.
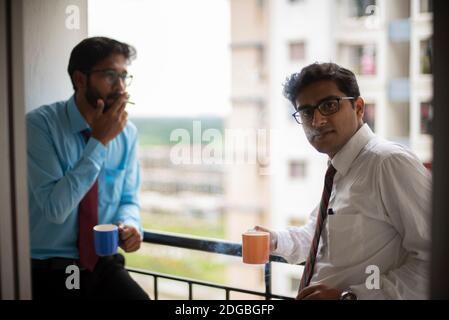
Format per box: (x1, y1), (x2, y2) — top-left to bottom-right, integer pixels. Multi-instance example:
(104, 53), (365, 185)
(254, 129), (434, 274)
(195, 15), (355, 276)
(339, 44), (376, 75)
(289, 41), (306, 61)
(349, 0), (376, 18)
(420, 102), (433, 135)
(420, 38), (432, 75)
(420, 0), (433, 13)
(363, 103), (376, 132)
(289, 160), (307, 179)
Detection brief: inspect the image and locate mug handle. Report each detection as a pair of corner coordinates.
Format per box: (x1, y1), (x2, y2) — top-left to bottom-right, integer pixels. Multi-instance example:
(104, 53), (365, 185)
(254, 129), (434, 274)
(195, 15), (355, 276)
(116, 221), (123, 248)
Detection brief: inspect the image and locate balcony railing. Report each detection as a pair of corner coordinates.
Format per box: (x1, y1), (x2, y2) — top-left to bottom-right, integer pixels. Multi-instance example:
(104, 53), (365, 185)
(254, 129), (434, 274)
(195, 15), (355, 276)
(126, 230), (298, 300)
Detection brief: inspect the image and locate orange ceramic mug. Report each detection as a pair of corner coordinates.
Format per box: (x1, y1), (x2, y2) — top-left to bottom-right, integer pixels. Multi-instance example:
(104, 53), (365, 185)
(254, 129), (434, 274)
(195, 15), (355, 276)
(242, 230), (270, 264)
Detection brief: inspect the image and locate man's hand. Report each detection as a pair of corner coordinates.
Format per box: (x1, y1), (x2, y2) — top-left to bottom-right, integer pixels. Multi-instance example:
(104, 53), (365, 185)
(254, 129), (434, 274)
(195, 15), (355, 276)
(254, 225), (277, 252)
(296, 284), (342, 300)
(118, 223), (142, 253)
(91, 92), (128, 146)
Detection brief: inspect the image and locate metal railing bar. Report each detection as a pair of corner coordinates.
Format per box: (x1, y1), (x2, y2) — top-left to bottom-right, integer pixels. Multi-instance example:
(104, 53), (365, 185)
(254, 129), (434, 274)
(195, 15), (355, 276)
(127, 267), (293, 300)
(143, 229), (288, 263)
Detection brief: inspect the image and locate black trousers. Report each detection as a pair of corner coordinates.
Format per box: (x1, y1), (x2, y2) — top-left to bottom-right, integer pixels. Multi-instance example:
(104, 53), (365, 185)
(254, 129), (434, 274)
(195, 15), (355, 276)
(32, 254), (150, 300)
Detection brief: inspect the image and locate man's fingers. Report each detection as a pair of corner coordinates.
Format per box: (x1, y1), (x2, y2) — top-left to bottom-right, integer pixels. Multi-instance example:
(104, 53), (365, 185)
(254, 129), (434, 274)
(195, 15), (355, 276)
(123, 243), (140, 253)
(110, 93), (128, 115)
(118, 224), (141, 251)
(129, 238), (142, 251)
(116, 102), (126, 117)
(119, 225), (138, 241)
(298, 285), (320, 298)
(129, 242), (141, 252)
(122, 236), (141, 252)
(126, 237), (140, 250)
(254, 225), (277, 251)
(120, 110), (128, 122)
(254, 225), (270, 233)
(102, 92), (127, 115)
(120, 229), (134, 241)
(95, 99), (105, 117)
(301, 292), (322, 300)
(296, 284), (324, 300)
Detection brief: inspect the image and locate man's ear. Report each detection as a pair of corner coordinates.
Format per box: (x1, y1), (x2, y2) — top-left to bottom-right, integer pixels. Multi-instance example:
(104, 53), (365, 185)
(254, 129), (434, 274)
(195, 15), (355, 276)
(72, 70), (87, 91)
(355, 96), (365, 122)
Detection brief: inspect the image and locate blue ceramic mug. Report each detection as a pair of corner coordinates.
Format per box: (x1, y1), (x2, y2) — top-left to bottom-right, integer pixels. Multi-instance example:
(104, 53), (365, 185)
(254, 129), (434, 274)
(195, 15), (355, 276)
(93, 224), (119, 256)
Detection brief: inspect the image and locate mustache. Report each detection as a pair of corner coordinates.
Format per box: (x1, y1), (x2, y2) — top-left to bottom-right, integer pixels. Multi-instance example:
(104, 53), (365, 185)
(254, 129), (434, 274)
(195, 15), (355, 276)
(104, 92), (135, 106)
(309, 128), (334, 137)
(106, 92), (123, 101)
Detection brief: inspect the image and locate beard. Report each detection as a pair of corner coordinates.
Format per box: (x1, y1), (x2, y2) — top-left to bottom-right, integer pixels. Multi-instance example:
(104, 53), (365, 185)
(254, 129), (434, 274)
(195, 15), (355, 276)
(84, 81), (121, 113)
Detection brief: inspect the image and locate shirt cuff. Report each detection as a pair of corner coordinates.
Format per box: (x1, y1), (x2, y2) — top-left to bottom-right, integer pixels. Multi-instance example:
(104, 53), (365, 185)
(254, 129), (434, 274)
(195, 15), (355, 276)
(83, 137), (107, 168)
(272, 230), (295, 257)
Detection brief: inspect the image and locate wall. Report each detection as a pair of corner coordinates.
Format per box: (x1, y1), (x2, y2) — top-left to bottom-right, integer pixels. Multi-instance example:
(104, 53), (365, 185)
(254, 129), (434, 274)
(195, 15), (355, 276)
(0, 0), (87, 299)
(23, 0), (88, 112)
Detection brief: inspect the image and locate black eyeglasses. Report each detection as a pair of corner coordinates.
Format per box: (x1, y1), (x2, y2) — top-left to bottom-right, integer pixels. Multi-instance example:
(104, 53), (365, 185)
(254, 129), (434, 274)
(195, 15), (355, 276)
(85, 69), (133, 87)
(292, 96), (354, 124)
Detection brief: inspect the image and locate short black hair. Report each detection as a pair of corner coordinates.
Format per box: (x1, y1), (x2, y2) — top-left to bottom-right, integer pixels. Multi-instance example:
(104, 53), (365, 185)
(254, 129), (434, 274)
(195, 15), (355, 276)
(67, 36), (136, 91)
(283, 62), (360, 108)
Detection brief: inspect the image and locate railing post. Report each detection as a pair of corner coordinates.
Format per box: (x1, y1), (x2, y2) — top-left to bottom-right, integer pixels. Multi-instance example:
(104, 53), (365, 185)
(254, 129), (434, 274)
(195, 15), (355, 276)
(188, 282), (193, 300)
(264, 262), (272, 300)
(154, 276), (158, 300)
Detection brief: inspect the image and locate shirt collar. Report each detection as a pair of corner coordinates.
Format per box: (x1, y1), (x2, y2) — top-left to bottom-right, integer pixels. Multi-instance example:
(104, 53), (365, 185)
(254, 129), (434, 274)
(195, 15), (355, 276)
(331, 123), (375, 177)
(67, 94), (90, 134)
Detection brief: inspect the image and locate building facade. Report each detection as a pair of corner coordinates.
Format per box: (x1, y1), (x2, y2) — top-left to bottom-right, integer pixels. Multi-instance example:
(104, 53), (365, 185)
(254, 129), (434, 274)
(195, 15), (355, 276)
(228, 0), (433, 297)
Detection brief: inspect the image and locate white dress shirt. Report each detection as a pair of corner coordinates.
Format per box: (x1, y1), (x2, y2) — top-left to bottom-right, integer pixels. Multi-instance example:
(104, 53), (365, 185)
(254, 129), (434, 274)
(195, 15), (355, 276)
(273, 124), (431, 299)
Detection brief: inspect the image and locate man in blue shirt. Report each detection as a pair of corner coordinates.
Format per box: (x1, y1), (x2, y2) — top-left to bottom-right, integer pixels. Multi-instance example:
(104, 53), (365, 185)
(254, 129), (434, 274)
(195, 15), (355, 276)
(27, 37), (149, 299)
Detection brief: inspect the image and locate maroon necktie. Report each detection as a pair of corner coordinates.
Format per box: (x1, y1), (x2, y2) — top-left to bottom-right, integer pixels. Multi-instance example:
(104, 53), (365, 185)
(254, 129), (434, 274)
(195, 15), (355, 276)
(77, 130), (99, 271)
(298, 164), (337, 292)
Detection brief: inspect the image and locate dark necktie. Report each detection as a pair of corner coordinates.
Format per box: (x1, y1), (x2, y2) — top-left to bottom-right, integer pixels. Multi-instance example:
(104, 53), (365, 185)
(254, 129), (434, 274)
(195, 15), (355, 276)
(77, 129), (99, 271)
(298, 164), (337, 292)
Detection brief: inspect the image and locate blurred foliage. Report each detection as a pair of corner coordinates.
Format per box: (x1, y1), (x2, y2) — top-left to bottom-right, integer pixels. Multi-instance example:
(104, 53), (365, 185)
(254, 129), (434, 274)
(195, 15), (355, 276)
(122, 211), (227, 283)
(130, 117), (224, 146)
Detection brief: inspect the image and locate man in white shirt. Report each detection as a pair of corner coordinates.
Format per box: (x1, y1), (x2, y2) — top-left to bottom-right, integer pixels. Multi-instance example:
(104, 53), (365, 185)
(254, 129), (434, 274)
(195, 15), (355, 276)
(256, 62), (431, 300)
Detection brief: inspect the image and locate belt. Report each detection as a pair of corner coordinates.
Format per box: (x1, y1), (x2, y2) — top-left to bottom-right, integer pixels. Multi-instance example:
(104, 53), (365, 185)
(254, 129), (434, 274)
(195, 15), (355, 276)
(32, 258), (86, 271)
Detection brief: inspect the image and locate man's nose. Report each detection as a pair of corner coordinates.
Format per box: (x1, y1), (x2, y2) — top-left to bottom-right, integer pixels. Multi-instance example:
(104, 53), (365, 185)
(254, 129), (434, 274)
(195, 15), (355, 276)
(114, 77), (126, 91)
(311, 108), (327, 127)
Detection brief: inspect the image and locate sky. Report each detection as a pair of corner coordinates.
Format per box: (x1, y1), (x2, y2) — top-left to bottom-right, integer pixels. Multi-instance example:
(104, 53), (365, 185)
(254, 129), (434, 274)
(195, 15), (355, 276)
(88, 0), (231, 118)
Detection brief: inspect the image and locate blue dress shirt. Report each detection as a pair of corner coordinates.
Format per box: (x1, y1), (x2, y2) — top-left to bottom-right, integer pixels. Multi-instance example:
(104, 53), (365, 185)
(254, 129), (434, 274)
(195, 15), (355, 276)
(27, 95), (142, 259)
